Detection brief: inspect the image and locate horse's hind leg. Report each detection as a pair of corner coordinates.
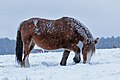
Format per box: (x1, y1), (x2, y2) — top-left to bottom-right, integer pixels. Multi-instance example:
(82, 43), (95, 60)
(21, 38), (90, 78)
(72, 46), (81, 63)
(29, 41), (35, 52)
(60, 50), (70, 66)
(22, 43), (30, 67)
(22, 40), (34, 67)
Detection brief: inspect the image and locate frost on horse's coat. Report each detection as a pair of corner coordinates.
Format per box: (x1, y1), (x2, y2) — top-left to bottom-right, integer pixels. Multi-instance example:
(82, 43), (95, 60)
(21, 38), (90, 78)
(32, 17), (93, 44)
(66, 17), (93, 44)
(16, 17), (99, 67)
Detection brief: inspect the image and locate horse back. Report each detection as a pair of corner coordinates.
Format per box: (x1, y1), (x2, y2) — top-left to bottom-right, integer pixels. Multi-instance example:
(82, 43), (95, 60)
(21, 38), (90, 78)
(19, 17), (80, 50)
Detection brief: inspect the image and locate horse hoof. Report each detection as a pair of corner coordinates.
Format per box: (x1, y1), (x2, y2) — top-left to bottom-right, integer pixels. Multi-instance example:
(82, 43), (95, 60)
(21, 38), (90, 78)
(21, 65), (30, 68)
(60, 62), (66, 66)
(83, 61), (86, 64)
(60, 64), (66, 66)
(21, 62), (30, 68)
(73, 57), (80, 63)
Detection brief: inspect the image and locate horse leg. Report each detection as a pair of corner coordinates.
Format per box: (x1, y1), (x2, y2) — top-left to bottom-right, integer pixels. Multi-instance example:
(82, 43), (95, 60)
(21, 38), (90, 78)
(29, 41), (35, 52)
(22, 40), (32, 68)
(72, 46), (81, 63)
(22, 41), (35, 67)
(60, 50), (70, 66)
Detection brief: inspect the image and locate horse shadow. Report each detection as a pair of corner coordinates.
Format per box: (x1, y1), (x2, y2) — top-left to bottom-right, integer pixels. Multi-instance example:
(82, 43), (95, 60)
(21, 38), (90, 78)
(31, 61), (59, 67)
(31, 61), (77, 67)
(41, 61), (59, 67)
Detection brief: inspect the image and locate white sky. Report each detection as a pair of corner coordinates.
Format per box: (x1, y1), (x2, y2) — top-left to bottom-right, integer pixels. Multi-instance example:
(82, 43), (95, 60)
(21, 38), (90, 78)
(0, 0), (120, 39)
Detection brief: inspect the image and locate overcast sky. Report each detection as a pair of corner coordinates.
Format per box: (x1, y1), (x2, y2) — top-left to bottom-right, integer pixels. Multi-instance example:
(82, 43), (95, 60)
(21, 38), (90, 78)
(0, 0), (120, 39)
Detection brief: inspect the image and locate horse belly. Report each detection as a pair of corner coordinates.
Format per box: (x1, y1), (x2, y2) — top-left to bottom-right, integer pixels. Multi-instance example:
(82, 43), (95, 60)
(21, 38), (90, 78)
(33, 36), (63, 50)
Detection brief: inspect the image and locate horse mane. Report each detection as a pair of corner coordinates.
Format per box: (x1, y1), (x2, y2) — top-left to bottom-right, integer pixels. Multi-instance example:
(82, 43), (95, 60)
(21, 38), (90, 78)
(63, 17), (93, 44)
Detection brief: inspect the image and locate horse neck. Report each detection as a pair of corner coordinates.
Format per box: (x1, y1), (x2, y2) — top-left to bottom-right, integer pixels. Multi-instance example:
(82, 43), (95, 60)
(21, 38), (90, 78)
(82, 30), (94, 44)
(66, 17), (94, 44)
(76, 24), (93, 44)
(78, 26), (94, 44)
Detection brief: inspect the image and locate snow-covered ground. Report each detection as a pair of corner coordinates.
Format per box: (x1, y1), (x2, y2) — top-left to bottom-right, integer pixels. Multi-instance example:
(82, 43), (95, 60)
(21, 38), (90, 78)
(0, 49), (120, 80)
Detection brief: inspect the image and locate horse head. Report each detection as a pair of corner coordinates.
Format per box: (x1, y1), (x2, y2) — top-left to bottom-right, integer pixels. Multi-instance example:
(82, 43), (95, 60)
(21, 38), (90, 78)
(82, 37), (99, 64)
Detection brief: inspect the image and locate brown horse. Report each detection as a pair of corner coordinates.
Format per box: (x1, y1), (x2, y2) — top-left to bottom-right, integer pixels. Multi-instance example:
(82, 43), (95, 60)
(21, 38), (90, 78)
(16, 17), (99, 67)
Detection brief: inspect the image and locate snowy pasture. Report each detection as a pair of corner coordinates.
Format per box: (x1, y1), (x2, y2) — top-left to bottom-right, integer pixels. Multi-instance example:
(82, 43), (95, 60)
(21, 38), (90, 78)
(0, 49), (120, 80)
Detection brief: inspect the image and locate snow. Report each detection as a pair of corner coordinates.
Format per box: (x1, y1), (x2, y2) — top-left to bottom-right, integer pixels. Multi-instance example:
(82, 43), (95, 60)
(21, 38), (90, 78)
(33, 19), (56, 35)
(33, 19), (40, 35)
(0, 48), (120, 80)
(33, 19), (38, 27)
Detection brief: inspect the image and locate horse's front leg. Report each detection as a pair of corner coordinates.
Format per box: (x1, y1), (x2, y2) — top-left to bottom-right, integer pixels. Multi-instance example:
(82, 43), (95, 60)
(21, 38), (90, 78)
(72, 46), (81, 63)
(60, 50), (70, 66)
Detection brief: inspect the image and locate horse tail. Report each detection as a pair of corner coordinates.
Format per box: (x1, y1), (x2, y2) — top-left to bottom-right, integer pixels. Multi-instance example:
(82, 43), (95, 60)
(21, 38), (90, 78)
(15, 26), (23, 64)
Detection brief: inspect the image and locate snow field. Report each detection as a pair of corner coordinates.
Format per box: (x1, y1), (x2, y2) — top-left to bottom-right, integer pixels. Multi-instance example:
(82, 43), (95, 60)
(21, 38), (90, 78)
(0, 49), (120, 80)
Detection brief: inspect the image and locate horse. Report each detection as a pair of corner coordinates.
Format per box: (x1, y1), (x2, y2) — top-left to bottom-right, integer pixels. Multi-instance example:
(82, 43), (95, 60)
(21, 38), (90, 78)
(16, 17), (99, 67)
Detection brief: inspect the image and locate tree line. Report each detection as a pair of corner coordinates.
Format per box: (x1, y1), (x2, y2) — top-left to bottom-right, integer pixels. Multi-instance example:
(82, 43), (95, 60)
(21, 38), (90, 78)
(0, 36), (120, 55)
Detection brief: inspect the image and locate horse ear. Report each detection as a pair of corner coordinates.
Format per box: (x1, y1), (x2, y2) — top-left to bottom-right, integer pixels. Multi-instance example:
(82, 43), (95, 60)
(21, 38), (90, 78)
(94, 37), (99, 44)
